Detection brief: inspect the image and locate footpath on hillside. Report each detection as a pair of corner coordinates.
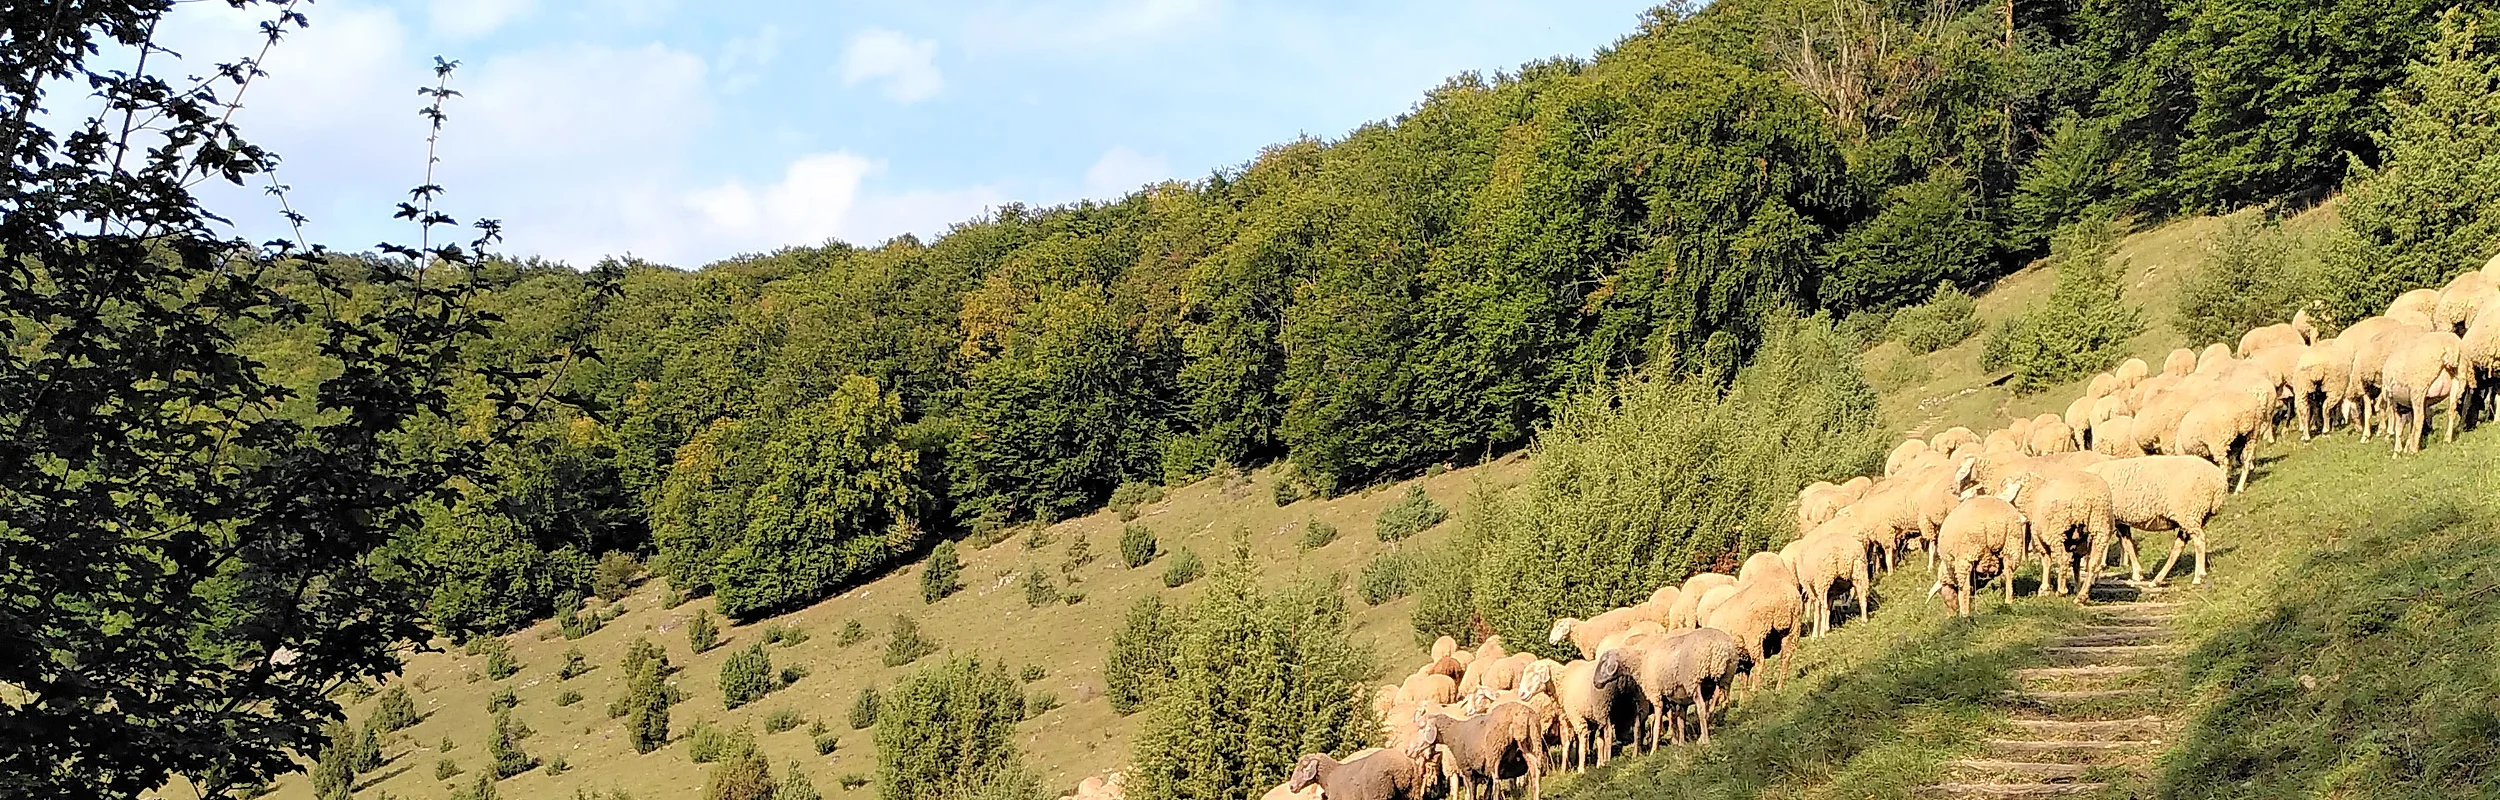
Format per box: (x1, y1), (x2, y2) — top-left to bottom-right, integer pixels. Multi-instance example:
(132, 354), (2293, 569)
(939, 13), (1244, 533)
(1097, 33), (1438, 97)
(1923, 582), (2185, 799)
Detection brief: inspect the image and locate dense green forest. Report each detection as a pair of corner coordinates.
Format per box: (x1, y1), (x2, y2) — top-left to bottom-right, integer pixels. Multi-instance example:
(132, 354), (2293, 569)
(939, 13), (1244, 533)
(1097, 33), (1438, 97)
(258, 0), (2492, 634)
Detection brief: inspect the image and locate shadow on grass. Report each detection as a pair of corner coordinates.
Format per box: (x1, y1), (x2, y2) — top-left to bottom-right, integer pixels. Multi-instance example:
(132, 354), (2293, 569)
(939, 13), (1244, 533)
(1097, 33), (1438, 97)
(2156, 499), (2500, 799)
(1555, 592), (2065, 800)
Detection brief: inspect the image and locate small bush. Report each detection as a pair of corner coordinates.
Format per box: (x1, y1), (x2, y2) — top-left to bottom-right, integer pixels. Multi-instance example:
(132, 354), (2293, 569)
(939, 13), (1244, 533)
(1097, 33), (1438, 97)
(487, 687), (518, 714)
(1022, 691), (1060, 719)
(847, 687), (880, 730)
(964, 515), (1013, 550)
(834, 618), (866, 646)
(2176, 217), (2316, 346)
(1837, 308), (1895, 350)
(837, 774), (869, 791)
(558, 594), (604, 640)
(1299, 520), (1339, 550)
(1062, 590), (1086, 605)
(719, 643), (776, 710)
(1108, 481), (1164, 521)
(593, 551), (642, 602)
(1271, 476), (1304, 507)
(1885, 281), (1982, 353)
(1357, 550), (1417, 606)
(1868, 349), (1934, 392)
(559, 647), (592, 680)
(762, 623), (808, 647)
(1062, 535), (1095, 573)
(1020, 664), (1047, 682)
(1160, 548), (1203, 588)
(474, 639), (519, 680)
(688, 609), (721, 654)
(663, 584), (688, 609)
(1988, 219), (2147, 394)
(436, 758), (462, 780)
(1023, 566), (1057, 608)
(778, 664), (808, 686)
(620, 637), (670, 678)
(441, 736), (457, 752)
(1374, 485), (1448, 542)
(543, 755), (569, 777)
(776, 762), (823, 800)
(919, 541), (962, 603)
(1020, 525), (1056, 551)
(763, 707), (805, 734)
(882, 616), (938, 667)
(556, 689), (584, 707)
(370, 685), (419, 733)
(687, 722), (754, 764)
(488, 710), (535, 778)
(812, 734), (839, 755)
(1119, 524), (1157, 568)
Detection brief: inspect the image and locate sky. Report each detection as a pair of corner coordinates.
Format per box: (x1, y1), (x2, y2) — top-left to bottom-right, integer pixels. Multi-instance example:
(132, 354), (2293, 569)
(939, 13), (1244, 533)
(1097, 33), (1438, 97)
(157, 0), (1658, 268)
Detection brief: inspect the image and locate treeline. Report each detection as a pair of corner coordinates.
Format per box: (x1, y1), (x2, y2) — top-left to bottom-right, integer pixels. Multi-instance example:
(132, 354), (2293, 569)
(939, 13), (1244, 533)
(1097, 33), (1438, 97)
(249, 0), (2492, 633)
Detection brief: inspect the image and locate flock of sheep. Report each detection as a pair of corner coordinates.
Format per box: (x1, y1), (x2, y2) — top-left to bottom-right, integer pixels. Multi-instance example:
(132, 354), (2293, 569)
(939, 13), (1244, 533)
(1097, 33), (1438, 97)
(1068, 257), (2500, 800)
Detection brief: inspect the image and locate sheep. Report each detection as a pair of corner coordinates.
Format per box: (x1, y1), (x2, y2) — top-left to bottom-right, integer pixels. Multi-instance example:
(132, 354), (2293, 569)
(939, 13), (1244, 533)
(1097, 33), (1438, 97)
(1798, 477), (1873, 531)
(2162, 347), (2198, 377)
(2088, 371), (2120, 399)
(2007, 415), (2036, 445)
(2194, 342), (2237, 374)
(1992, 466), (2115, 600)
(1547, 605), (1655, 661)
(1421, 655), (1468, 682)
(1790, 527), (1873, 636)
(2092, 415), (2145, 456)
(2239, 314), (2314, 355)
(1460, 652), (1538, 697)
(2116, 357), (2152, 386)
(2436, 271), (2496, 334)
(1290, 747), (1430, 800)
(1702, 578), (1803, 693)
(2064, 394), (2099, 449)
(1431, 636), (1461, 662)
(1691, 584), (1740, 630)
(1737, 551), (1801, 600)
(1931, 487), (2030, 617)
(2347, 314), (2437, 437)
(1931, 426), (1981, 453)
(2082, 455), (2227, 586)
(1408, 700), (1544, 800)
(1402, 671), (1459, 707)
(1592, 621), (1665, 658)
(2293, 337), (2358, 438)
(2389, 287), (2442, 320)
(2173, 371), (2277, 491)
(1982, 428), (2023, 456)
(1885, 438), (1930, 477)
(1261, 783), (1320, 800)
(2091, 391), (2130, 424)
(2026, 418), (2081, 455)
(1644, 586), (1682, 627)
(1668, 573), (1737, 628)
(1517, 659), (1614, 772)
(1592, 628), (1743, 749)
(2380, 330), (2464, 453)
(2464, 306), (2500, 424)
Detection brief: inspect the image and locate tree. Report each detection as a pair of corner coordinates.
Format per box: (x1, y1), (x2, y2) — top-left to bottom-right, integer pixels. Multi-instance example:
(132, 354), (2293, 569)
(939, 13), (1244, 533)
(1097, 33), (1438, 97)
(705, 746), (777, 800)
(1130, 541), (1377, 800)
(489, 710), (536, 778)
(920, 541), (963, 603)
(1102, 596), (1179, 715)
(689, 609), (722, 654)
(371, 686), (421, 733)
(0, 8), (610, 796)
(710, 377), (932, 617)
(626, 652), (673, 753)
(873, 656), (1039, 800)
(720, 643), (777, 710)
(2176, 218), (2314, 345)
(777, 763), (825, 800)
(1989, 221), (2146, 394)
(2322, 10), (2500, 326)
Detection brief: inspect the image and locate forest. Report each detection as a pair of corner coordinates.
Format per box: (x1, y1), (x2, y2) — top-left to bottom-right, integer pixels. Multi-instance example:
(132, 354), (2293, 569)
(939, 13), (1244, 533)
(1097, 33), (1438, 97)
(12, 0), (2500, 796)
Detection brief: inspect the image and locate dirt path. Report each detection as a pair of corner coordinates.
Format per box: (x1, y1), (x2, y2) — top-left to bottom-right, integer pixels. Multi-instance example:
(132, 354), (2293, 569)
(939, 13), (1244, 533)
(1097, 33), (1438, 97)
(1923, 583), (2183, 798)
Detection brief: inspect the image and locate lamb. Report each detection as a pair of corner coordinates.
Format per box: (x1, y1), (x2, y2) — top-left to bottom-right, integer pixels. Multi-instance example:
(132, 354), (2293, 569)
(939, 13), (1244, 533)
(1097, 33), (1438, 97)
(1592, 628), (1743, 749)
(2082, 455), (2227, 586)
(1516, 659), (1614, 772)
(1407, 700), (1544, 800)
(1668, 573), (1737, 628)
(2380, 330), (2464, 453)
(1547, 605), (1657, 660)
(1931, 487), (2030, 618)
(1289, 747), (1430, 800)
(1790, 529), (1873, 636)
(1701, 578), (1803, 693)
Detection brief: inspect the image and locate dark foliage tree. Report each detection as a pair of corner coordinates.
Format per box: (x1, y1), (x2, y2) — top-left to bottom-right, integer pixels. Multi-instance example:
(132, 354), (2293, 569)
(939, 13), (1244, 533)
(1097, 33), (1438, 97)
(873, 656), (1039, 800)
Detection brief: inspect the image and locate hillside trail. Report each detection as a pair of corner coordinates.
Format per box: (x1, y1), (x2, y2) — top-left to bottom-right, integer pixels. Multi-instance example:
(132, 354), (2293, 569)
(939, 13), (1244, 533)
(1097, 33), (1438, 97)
(1922, 580), (2186, 798)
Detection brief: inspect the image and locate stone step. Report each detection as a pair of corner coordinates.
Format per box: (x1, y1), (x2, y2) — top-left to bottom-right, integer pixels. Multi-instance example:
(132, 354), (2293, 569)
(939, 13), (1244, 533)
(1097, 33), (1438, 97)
(2014, 665), (2154, 681)
(1983, 739), (2162, 758)
(2041, 644), (2176, 664)
(2089, 601), (2184, 612)
(2069, 624), (2168, 636)
(2004, 688), (2158, 704)
(1919, 782), (2107, 798)
(2057, 630), (2170, 647)
(2008, 716), (2170, 740)
(2087, 613), (2178, 628)
(1943, 760), (2094, 781)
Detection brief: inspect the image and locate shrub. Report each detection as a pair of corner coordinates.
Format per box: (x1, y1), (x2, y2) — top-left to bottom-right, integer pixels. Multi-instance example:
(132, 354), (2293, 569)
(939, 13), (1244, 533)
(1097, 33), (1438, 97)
(451, 773), (499, 800)
(1374, 485), (1448, 542)
(1836, 308), (1894, 350)
(848, 687), (880, 730)
(436, 758), (462, 781)
(556, 690), (584, 707)
(1062, 590), (1085, 605)
(559, 647), (592, 680)
(1020, 525), (1056, 552)
(1299, 520), (1339, 550)
(663, 584), (689, 609)
(370, 685), (419, 733)
(837, 774), (869, 791)
(487, 687), (518, 714)
(776, 762), (823, 800)
(701, 746), (773, 800)
(1867, 349), (1934, 392)
(965, 516), (1013, 550)
(719, 643), (776, 710)
(1021, 691), (1059, 719)
(1020, 664), (1047, 683)
(688, 609), (722, 654)
(919, 541), (962, 604)
(1271, 475), (1305, 507)
(2317, 13), (2500, 326)
(1118, 524), (1158, 568)
(1885, 282), (1982, 353)
(813, 734), (839, 755)
(1988, 220), (2146, 395)
(1061, 535), (1094, 573)
(1160, 548), (1203, 588)
(475, 639), (519, 680)
(1023, 566), (1057, 608)
(544, 755), (569, 776)
(834, 618), (868, 646)
(1102, 596), (1178, 715)
(873, 656), (1038, 800)
(489, 710), (535, 778)
(623, 642), (673, 753)
(778, 664), (809, 686)
(1824, 168), (1996, 309)
(1108, 481), (1164, 521)
(1357, 550), (1417, 606)
(593, 550), (643, 602)
(764, 707), (805, 734)
(882, 616), (938, 667)
(621, 637), (670, 677)
(687, 722), (754, 764)
(558, 594), (603, 640)
(763, 623), (809, 647)
(2176, 217), (2315, 345)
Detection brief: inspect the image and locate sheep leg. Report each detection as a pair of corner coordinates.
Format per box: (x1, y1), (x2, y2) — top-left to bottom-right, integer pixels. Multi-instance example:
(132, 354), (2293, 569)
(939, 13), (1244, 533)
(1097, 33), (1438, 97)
(2149, 531), (2187, 586)
(1695, 685), (1713, 745)
(2234, 437), (2253, 492)
(2188, 521), (2209, 584)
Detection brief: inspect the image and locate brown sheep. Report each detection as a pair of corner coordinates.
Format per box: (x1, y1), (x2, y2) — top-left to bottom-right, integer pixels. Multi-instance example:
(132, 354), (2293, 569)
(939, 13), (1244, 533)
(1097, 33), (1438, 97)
(2381, 330), (2464, 453)
(1421, 655), (1467, 682)
(1592, 628), (1743, 749)
(1668, 573), (1737, 629)
(1791, 528), (1873, 636)
(1702, 578), (1803, 693)
(1290, 747), (1430, 800)
(1932, 488), (2030, 617)
(2292, 337), (2358, 438)
(2436, 271), (2495, 334)
(1407, 701), (1544, 800)
(2082, 456), (2227, 586)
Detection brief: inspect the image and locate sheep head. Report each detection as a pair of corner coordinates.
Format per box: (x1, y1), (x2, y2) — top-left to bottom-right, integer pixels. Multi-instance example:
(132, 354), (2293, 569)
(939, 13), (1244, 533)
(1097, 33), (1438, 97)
(1591, 648), (1626, 688)
(1545, 618), (1578, 645)
(1953, 457), (1979, 490)
(1285, 755), (1324, 792)
(1403, 712), (1444, 760)
(1999, 478), (2025, 505)
(1515, 661), (1551, 700)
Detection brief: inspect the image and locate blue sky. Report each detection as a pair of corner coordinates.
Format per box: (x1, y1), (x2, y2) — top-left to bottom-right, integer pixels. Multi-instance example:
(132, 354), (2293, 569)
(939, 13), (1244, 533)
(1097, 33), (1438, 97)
(164, 0), (1657, 267)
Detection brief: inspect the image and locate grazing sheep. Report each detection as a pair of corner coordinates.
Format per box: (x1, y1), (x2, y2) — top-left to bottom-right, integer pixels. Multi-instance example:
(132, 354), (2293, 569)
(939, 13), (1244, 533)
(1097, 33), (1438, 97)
(1791, 529), (1873, 636)
(2089, 372), (2120, 399)
(2239, 310), (2316, 355)
(1290, 747), (1430, 800)
(2293, 337), (2359, 438)
(1519, 659), (1615, 772)
(1402, 671), (1460, 707)
(2026, 419), (2081, 456)
(1702, 579), (1803, 693)
(1461, 652), (1538, 697)
(2082, 455), (2227, 586)
(1994, 466), (2115, 599)
(1669, 573), (1737, 628)
(1262, 782), (1321, 800)
(2162, 347), (2198, 377)
(1432, 636), (1461, 662)
(2381, 330), (2465, 453)
(2117, 357), (2152, 386)
(1421, 655), (1468, 682)
(2347, 315), (2437, 437)
(1547, 605), (1655, 661)
(1931, 426), (1981, 453)
(2065, 395), (2099, 449)
(2092, 390), (2130, 423)
(1591, 621), (1665, 660)
(1408, 700), (1544, 800)
(1982, 428), (2023, 456)
(2463, 306), (2500, 424)
(1691, 584), (1740, 630)
(2390, 287), (2442, 320)
(1737, 551), (1801, 600)
(2174, 372), (2276, 491)
(1593, 628), (1743, 749)
(2436, 272), (2496, 334)
(2194, 342), (2237, 374)
(2092, 415), (2145, 457)
(1932, 487), (2030, 617)
(2007, 415), (2036, 445)
(1644, 586), (1682, 627)
(1885, 438), (1930, 477)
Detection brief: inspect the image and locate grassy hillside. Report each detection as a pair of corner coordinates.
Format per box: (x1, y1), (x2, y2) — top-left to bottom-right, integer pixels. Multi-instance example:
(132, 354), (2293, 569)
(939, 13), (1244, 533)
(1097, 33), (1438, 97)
(290, 458), (1527, 800)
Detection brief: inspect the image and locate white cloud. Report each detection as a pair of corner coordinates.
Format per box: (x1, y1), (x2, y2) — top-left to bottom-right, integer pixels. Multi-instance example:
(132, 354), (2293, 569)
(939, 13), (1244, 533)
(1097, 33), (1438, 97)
(428, 0), (536, 40)
(964, 0), (1223, 56)
(1083, 146), (1169, 199)
(718, 24), (783, 91)
(839, 28), (944, 103)
(679, 153), (1004, 257)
